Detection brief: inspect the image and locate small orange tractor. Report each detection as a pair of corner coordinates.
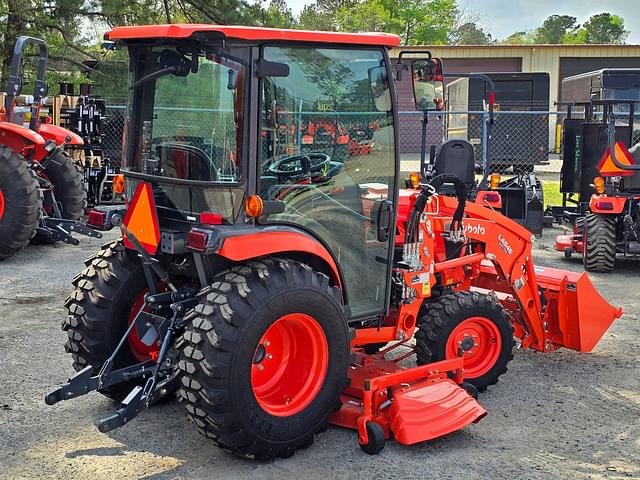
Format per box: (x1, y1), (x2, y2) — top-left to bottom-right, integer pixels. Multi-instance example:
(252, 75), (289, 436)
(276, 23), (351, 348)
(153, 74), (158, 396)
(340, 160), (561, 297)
(47, 25), (621, 458)
(0, 36), (100, 258)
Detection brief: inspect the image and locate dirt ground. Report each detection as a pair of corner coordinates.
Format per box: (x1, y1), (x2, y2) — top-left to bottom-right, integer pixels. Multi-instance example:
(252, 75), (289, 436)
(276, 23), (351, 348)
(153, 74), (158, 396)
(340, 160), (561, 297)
(0, 227), (639, 480)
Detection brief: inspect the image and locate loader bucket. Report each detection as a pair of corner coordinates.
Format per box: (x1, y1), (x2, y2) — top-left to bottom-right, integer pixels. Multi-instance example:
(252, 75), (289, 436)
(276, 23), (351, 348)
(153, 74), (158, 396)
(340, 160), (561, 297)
(535, 266), (623, 352)
(387, 379), (487, 445)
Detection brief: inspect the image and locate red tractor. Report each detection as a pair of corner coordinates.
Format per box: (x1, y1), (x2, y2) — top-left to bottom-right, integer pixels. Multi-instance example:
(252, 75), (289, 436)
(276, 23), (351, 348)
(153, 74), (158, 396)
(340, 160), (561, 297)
(554, 101), (640, 271)
(47, 25), (620, 458)
(0, 36), (100, 258)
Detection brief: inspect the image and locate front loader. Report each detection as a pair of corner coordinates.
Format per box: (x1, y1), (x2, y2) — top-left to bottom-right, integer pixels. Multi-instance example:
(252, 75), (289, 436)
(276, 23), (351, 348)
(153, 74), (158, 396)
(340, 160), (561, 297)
(46, 25), (621, 458)
(0, 36), (100, 259)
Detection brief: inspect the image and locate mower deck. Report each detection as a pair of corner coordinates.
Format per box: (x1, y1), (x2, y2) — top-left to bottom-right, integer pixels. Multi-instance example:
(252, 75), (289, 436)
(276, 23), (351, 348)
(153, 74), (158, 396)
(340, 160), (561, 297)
(330, 347), (486, 452)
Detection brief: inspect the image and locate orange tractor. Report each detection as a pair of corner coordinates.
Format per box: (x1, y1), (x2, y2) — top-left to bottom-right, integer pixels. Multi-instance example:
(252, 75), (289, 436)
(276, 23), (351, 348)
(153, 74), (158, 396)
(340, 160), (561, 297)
(47, 25), (621, 458)
(0, 36), (100, 258)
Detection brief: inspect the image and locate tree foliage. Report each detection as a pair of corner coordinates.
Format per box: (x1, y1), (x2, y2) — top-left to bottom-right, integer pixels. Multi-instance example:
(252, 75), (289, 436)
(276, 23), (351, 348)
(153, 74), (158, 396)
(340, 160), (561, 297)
(534, 15), (578, 44)
(503, 12), (630, 45)
(583, 13), (629, 44)
(451, 22), (492, 45)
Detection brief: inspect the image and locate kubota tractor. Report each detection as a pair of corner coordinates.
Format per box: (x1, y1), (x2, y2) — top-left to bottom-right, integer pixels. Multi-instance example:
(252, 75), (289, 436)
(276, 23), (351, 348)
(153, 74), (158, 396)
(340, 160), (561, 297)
(0, 36), (100, 258)
(554, 101), (640, 271)
(46, 25), (621, 458)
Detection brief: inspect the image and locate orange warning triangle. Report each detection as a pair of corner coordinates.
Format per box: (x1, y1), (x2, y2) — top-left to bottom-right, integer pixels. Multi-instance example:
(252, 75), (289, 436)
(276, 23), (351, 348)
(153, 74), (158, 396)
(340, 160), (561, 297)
(597, 141), (636, 177)
(123, 182), (160, 254)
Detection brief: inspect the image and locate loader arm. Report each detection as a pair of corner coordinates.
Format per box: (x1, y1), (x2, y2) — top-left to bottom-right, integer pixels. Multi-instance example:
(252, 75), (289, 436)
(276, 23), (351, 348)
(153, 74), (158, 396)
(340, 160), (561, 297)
(429, 195), (622, 353)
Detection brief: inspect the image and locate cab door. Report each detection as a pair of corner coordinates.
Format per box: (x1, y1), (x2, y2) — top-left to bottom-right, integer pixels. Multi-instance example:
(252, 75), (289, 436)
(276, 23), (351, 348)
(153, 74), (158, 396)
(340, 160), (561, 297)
(258, 45), (398, 319)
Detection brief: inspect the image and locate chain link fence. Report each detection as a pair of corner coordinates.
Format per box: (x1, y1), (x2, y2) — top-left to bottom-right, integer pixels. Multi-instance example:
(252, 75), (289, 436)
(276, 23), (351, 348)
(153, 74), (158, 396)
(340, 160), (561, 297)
(398, 110), (564, 174)
(100, 102), (569, 177)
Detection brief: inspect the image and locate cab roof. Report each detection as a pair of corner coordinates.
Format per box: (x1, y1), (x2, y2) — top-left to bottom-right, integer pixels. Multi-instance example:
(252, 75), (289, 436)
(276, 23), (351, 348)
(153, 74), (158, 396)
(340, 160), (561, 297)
(105, 24), (401, 48)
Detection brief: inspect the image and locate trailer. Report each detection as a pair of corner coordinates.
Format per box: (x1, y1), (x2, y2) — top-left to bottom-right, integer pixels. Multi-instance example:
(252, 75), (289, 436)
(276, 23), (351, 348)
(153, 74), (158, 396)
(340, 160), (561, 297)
(446, 72), (550, 173)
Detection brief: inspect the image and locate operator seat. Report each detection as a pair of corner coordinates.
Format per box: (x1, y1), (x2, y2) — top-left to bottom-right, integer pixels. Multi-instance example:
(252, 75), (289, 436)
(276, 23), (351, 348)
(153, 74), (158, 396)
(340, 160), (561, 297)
(433, 139), (476, 192)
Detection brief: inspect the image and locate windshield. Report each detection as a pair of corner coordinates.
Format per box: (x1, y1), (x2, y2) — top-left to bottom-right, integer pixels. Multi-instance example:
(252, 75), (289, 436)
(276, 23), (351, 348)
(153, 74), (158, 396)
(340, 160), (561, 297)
(124, 47), (244, 183)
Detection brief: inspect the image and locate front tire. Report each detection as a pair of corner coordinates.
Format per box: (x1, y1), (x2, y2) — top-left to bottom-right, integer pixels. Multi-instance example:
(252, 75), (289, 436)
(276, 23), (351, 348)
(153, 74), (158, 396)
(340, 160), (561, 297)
(178, 258), (349, 459)
(415, 291), (514, 391)
(583, 212), (616, 272)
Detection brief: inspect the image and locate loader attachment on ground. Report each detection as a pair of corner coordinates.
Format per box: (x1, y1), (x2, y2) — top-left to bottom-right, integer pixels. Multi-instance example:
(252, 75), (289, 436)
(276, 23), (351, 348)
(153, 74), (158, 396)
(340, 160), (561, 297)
(534, 265), (623, 352)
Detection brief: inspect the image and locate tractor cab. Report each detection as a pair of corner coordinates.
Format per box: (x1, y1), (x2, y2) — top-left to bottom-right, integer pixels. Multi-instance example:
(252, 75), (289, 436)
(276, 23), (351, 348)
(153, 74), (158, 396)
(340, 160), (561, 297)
(117, 26), (404, 318)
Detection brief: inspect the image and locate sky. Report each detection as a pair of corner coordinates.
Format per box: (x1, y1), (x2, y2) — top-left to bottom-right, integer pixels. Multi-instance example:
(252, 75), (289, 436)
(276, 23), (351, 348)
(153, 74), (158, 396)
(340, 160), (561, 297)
(285, 0), (640, 44)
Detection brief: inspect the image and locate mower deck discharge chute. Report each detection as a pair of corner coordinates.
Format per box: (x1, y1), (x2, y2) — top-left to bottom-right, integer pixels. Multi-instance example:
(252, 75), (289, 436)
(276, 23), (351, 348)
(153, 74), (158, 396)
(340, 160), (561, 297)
(46, 24), (621, 458)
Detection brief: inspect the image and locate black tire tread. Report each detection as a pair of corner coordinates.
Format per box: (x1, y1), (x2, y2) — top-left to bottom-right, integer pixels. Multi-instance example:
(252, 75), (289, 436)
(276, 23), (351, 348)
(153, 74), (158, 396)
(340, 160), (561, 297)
(42, 148), (86, 219)
(415, 291), (514, 391)
(0, 146), (41, 259)
(178, 257), (348, 459)
(62, 238), (139, 399)
(583, 212), (616, 272)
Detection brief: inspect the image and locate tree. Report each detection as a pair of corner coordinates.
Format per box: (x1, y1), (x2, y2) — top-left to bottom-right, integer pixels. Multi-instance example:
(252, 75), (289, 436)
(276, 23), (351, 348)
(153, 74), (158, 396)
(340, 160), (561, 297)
(451, 22), (491, 45)
(534, 14), (578, 44)
(583, 13), (629, 44)
(501, 30), (536, 45)
(335, 0), (391, 33)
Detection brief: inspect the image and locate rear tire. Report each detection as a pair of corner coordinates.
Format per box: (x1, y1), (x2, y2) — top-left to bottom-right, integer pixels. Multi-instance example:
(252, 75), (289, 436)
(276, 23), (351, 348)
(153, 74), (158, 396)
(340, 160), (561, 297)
(0, 146), (41, 259)
(178, 258), (349, 459)
(415, 291), (514, 391)
(583, 212), (616, 272)
(62, 239), (171, 400)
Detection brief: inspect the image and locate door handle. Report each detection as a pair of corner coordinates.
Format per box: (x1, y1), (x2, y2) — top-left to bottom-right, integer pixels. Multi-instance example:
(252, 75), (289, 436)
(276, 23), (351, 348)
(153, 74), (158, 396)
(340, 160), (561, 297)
(375, 200), (393, 242)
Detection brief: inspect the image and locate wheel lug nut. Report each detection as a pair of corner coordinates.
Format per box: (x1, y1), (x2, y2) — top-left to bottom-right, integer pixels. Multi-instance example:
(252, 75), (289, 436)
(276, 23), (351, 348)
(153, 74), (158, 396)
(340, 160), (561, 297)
(258, 364), (264, 371)
(264, 340), (270, 347)
(266, 353), (272, 360)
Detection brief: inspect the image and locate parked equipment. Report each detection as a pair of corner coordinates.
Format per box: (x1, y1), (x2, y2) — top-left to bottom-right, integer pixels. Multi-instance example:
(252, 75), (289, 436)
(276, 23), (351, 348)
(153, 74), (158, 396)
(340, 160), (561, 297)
(554, 101), (640, 271)
(46, 25), (620, 458)
(0, 36), (100, 258)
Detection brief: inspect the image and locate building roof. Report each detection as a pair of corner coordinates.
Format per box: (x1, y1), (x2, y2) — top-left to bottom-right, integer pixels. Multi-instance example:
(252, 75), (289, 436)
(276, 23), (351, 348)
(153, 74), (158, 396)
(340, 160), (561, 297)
(106, 24), (401, 47)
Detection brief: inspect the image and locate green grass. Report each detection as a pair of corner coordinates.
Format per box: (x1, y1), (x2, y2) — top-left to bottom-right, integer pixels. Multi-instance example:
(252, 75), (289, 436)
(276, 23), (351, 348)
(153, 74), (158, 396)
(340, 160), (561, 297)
(543, 180), (562, 209)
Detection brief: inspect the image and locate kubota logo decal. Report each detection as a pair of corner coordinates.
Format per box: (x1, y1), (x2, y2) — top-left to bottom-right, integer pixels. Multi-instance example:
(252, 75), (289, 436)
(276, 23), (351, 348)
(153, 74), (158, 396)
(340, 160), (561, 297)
(464, 223), (486, 236)
(498, 234), (513, 255)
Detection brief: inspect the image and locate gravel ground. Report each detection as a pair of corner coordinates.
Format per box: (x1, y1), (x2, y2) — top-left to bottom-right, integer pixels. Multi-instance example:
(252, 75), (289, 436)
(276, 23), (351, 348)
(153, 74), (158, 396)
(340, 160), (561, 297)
(0, 227), (639, 480)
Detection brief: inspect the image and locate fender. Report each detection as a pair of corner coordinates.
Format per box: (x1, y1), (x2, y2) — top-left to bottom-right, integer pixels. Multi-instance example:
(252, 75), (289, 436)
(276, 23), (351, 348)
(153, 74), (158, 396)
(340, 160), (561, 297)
(38, 124), (84, 146)
(589, 194), (627, 214)
(0, 122), (48, 159)
(217, 228), (344, 293)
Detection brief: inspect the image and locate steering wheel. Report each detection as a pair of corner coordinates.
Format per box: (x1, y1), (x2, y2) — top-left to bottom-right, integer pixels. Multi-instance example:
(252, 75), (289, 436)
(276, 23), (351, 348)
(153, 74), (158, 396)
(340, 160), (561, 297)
(267, 153), (331, 180)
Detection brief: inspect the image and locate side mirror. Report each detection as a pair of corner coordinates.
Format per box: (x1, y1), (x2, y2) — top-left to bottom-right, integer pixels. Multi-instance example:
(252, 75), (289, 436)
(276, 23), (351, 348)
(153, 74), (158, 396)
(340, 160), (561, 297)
(411, 58), (444, 111)
(368, 65), (391, 112)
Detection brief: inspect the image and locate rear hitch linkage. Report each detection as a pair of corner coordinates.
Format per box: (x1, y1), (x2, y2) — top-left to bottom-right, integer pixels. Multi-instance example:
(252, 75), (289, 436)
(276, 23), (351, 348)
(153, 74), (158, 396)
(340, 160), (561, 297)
(46, 226), (197, 432)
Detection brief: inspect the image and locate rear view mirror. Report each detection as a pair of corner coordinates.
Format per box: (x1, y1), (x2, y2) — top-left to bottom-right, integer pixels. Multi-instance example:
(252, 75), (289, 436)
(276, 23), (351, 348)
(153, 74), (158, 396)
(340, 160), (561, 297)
(369, 65), (391, 112)
(411, 58), (444, 111)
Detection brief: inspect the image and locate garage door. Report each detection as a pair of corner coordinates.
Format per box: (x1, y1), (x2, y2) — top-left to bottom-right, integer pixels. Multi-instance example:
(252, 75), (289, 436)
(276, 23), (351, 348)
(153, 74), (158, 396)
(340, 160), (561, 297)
(395, 57), (522, 154)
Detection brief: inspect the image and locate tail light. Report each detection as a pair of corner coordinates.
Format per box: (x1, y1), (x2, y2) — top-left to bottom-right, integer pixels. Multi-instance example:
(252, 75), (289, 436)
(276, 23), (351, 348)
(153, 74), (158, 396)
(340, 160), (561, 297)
(593, 176), (605, 194)
(489, 173), (501, 190)
(409, 172), (421, 189)
(200, 212), (223, 225)
(186, 229), (212, 252)
(87, 210), (107, 229)
(594, 201), (614, 211)
(113, 174), (125, 195)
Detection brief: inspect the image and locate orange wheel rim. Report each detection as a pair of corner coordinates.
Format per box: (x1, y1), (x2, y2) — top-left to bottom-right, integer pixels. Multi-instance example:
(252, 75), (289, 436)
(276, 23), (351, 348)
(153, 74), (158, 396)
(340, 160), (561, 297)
(251, 313), (328, 417)
(127, 290), (161, 362)
(445, 316), (502, 378)
(0, 189), (4, 221)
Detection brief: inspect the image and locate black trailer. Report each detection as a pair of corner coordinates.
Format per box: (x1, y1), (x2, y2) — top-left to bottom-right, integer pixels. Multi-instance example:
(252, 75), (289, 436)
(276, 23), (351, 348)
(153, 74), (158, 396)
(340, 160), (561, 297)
(561, 68), (640, 105)
(446, 72), (550, 173)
